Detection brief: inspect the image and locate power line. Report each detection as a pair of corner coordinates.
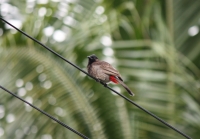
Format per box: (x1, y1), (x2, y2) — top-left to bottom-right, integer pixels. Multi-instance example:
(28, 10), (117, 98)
(0, 85), (89, 139)
(106, 85), (191, 138)
(0, 17), (192, 139)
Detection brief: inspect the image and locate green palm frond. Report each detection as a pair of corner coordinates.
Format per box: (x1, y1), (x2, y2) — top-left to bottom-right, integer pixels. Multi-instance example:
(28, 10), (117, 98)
(0, 0), (199, 139)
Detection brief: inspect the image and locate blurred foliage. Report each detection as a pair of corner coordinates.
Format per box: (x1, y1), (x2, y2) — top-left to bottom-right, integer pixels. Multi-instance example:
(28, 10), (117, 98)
(0, 0), (199, 139)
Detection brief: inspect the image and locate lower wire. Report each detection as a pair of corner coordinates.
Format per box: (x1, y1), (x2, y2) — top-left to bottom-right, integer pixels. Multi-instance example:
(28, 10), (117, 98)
(0, 85), (89, 139)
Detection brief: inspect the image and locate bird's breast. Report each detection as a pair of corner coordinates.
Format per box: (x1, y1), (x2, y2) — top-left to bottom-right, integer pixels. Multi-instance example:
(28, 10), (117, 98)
(88, 64), (110, 83)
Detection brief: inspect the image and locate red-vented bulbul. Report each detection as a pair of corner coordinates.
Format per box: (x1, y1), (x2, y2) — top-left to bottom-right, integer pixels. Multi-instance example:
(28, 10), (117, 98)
(87, 54), (134, 96)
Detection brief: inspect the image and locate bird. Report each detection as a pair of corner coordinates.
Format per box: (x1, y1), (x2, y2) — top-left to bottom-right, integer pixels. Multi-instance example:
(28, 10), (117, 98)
(87, 54), (134, 96)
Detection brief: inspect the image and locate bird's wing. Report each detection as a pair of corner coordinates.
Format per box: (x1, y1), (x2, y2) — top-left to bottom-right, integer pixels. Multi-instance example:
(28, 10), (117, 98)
(95, 61), (123, 81)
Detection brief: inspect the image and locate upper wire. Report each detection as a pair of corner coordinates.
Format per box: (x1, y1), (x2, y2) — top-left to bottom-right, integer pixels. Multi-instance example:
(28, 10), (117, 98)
(0, 17), (192, 139)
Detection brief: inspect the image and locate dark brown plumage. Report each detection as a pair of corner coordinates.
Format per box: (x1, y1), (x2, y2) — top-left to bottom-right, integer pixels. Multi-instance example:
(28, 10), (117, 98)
(87, 54), (134, 96)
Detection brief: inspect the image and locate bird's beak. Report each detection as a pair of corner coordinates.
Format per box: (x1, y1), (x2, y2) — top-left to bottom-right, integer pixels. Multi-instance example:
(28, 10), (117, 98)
(87, 56), (91, 59)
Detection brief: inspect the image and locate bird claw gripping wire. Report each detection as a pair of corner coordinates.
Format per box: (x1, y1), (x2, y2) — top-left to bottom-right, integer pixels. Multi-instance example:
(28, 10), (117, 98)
(94, 78), (107, 87)
(95, 78), (100, 82)
(103, 83), (108, 87)
(99, 81), (107, 87)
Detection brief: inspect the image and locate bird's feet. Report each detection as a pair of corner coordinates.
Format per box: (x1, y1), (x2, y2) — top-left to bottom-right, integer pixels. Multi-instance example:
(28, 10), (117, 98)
(95, 78), (107, 87)
(95, 78), (100, 82)
(99, 81), (107, 87)
(103, 83), (108, 87)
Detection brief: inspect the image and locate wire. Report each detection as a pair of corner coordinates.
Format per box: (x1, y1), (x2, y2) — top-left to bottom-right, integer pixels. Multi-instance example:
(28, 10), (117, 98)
(0, 17), (93, 80)
(106, 85), (192, 139)
(0, 17), (192, 139)
(0, 85), (89, 139)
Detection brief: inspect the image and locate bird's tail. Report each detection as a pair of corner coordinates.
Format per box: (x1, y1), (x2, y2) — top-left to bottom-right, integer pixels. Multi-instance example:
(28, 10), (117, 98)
(117, 79), (135, 96)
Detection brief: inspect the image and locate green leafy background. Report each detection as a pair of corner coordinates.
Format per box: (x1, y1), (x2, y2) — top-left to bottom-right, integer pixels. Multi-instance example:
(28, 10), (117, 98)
(0, 0), (199, 139)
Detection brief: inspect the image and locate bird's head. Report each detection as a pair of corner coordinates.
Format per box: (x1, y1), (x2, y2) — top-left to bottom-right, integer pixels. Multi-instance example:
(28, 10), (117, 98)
(87, 54), (98, 64)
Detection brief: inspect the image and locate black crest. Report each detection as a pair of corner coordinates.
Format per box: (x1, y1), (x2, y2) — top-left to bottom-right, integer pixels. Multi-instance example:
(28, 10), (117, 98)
(87, 54), (98, 64)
